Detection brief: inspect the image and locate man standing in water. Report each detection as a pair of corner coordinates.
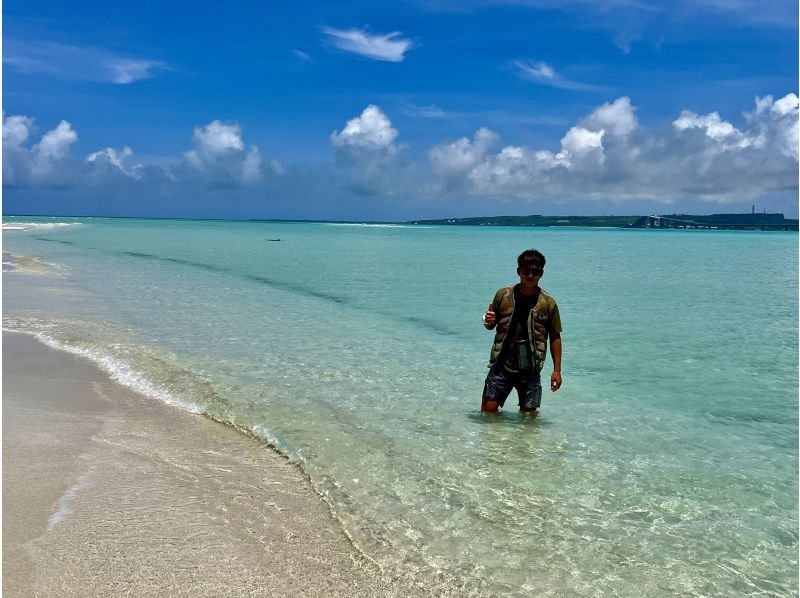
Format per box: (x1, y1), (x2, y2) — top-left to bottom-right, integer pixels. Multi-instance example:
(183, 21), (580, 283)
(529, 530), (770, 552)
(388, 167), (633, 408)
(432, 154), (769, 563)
(481, 249), (562, 413)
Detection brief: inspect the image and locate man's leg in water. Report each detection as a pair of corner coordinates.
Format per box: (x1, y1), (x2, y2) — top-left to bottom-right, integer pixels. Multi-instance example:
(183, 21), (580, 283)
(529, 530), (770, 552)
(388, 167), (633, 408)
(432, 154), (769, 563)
(481, 369), (514, 412)
(518, 372), (542, 413)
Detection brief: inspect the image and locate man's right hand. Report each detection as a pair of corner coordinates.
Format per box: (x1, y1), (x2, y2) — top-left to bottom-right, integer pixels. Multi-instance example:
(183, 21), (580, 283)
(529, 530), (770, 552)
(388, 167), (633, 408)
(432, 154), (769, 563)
(483, 304), (496, 327)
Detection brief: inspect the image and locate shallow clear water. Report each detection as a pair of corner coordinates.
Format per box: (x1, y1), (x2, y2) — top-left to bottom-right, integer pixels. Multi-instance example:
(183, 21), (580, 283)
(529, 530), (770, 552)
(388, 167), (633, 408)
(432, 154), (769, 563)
(4, 216), (798, 596)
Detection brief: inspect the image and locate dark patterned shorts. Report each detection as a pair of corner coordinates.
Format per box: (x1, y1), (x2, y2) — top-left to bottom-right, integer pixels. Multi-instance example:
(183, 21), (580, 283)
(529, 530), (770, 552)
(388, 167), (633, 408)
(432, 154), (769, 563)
(482, 368), (542, 410)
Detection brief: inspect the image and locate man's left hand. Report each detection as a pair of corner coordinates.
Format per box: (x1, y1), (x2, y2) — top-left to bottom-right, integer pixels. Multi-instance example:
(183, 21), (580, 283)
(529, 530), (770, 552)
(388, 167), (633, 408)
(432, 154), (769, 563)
(550, 371), (562, 392)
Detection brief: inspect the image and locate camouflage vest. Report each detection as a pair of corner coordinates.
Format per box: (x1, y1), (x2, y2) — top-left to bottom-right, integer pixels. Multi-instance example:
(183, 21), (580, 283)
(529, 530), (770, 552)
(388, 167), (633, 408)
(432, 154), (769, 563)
(488, 285), (558, 373)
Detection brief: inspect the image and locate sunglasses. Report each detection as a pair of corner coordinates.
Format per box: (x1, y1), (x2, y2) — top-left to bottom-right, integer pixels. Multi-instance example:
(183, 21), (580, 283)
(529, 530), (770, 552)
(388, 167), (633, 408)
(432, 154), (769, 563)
(522, 266), (544, 276)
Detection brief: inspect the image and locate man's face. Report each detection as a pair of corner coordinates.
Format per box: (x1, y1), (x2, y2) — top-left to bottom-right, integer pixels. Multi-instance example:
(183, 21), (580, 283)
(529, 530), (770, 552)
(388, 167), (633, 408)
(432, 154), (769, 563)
(517, 264), (543, 289)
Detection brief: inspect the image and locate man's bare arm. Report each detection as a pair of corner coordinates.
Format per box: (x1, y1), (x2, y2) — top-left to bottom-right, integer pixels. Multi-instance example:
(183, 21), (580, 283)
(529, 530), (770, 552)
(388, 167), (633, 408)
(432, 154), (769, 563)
(549, 333), (562, 391)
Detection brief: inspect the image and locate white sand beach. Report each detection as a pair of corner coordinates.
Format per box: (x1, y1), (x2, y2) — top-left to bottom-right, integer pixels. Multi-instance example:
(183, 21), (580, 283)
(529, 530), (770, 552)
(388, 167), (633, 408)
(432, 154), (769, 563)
(3, 331), (423, 597)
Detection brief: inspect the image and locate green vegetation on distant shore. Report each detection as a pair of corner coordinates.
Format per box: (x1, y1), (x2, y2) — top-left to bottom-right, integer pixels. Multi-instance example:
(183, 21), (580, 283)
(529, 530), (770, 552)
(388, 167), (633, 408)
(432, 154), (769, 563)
(405, 215), (639, 227)
(405, 213), (798, 229)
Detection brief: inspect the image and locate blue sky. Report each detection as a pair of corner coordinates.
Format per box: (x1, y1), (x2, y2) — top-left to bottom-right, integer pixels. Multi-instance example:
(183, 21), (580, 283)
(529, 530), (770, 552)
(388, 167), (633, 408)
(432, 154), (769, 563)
(4, 0), (798, 220)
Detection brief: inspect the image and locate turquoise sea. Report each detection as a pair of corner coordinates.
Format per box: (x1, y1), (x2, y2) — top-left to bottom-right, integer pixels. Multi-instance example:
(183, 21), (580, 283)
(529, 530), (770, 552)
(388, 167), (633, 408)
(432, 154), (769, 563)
(3, 216), (798, 596)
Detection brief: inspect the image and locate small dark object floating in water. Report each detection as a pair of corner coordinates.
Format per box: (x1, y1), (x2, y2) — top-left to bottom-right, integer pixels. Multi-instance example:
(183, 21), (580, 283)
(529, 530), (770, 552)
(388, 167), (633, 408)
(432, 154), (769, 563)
(266, 238), (281, 242)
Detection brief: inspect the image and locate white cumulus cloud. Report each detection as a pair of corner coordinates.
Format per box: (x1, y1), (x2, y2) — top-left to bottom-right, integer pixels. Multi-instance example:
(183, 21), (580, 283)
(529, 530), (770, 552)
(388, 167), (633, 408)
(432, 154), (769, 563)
(87, 146), (133, 169)
(87, 146), (136, 180)
(3, 115), (281, 190)
(182, 120), (264, 185)
(747, 93), (799, 159)
(427, 128), (500, 193)
(581, 96), (638, 137)
(4, 93), (797, 211)
(241, 147), (263, 184)
(772, 93), (799, 116)
(469, 146), (540, 195)
(673, 111), (744, 143)
(33, 120), (77, 160)
(330, 105), (410, 194)
(3, 114), (35, 147)
(191, 120), (245, 156)
(323, 27), (412, 62)
(3, 116), (79, 186)
(429, 127), (499, 178)
(427, 92), (798, 204)
(560, 126), (605, 162)
(30, 120), (78, 182)
(331, 105), (399, 152)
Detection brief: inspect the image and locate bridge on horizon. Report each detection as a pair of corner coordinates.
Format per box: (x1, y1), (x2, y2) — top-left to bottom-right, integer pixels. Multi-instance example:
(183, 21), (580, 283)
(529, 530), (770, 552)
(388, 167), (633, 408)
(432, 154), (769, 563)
(631, 215), (798, 231)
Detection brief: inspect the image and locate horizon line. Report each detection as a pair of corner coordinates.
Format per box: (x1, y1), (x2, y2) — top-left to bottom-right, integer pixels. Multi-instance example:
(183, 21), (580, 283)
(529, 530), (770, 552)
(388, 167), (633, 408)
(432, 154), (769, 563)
(4, 210), (791, 225)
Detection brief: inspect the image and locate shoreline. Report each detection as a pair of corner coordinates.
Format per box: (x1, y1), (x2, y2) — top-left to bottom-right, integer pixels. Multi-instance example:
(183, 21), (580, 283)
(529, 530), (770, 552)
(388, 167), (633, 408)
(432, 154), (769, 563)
(3, 330), (422, 597)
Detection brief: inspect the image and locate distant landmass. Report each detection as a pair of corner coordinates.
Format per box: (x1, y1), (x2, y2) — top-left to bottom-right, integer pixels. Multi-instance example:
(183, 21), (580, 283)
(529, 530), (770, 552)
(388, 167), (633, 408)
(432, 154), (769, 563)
(405, 215), (638, 227)
(404, 213), (799, 231)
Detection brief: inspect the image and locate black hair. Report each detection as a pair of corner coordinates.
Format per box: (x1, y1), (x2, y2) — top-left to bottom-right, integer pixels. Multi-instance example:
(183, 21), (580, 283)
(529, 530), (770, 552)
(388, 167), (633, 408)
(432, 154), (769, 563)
(517, 249), (546, 270)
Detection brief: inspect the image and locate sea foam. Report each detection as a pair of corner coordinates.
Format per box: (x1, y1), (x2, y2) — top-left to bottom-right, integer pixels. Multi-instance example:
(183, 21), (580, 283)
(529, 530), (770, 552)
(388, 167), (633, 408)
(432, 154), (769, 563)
(3, 222), (82, 231)
(3, 316), (205, 415)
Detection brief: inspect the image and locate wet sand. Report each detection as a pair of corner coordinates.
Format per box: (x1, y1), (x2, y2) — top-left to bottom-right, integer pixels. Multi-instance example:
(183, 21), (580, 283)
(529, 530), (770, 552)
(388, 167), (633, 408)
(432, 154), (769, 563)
(3, 331), (422, 597)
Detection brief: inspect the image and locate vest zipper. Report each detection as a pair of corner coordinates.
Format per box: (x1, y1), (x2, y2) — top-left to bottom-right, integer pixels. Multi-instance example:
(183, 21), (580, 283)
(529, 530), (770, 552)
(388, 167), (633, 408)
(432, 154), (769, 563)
(529, 300), (537, 372)
(498, 291), (516, 364)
